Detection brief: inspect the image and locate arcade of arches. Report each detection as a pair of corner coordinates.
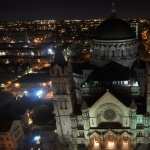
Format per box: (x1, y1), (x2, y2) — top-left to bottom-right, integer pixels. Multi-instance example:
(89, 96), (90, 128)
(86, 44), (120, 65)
(88, 131), (133, 150)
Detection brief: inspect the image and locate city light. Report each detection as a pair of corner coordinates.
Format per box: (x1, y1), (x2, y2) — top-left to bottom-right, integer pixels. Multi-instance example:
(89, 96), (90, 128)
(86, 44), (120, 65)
(46, 91), (54, 99)
(48, 48), (55, 55)
(31, 52), (35, 56)
(42, 83), (47, 87)
(35, 89), (44, 98)
(48, 81), (52, 86)
(24, 90), (29, 96)
(7, 81), (12, 85)
(14, 83), (20, 88)
(0, 83), (5, 88)
(33, 135), (41, 144)
(27, 111), (33, 125)
(28, 118), (33, 125)
(28, 68), (33, 74)
(33, 37), (43, 44)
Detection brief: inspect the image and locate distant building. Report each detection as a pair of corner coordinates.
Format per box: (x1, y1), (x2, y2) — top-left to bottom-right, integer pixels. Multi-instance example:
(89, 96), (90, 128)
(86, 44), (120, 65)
(0, 120), (24, 150)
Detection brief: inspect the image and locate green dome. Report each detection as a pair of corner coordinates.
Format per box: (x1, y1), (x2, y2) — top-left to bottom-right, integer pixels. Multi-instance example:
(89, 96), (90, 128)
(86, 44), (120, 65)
(95, 18), (136, 40)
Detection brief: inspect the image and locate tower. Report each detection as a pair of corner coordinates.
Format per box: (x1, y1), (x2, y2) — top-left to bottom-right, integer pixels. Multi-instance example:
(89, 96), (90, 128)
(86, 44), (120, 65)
(49, 49), (74, 140)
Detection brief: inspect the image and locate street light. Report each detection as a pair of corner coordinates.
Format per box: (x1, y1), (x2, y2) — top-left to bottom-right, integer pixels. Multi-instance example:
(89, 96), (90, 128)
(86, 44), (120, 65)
(35, 89), (44, 98)
(48, 48), (55, 55)
(33, 135), (41, 144)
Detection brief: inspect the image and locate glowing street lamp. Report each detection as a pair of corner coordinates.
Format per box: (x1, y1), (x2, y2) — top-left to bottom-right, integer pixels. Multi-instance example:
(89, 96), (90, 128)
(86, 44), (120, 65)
(14, 83), (20, 88)
(35, 89), (44, 98)
(28, 118), (33, 125)
(33, 135), (41, 144)
(24, 90), (28, 96)
(48, 48), (55, 55)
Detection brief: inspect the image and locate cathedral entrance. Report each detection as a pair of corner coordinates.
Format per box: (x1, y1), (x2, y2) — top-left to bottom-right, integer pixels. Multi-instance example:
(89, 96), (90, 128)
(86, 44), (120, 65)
(88, 131), (133, 150)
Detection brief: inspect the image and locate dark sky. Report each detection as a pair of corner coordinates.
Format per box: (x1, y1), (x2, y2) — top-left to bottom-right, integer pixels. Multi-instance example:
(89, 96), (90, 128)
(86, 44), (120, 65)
(0, 0), (150, 20)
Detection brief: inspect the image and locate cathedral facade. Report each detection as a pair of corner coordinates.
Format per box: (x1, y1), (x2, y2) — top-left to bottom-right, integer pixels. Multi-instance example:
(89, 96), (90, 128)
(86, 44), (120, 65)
(56, 17), (150, 150)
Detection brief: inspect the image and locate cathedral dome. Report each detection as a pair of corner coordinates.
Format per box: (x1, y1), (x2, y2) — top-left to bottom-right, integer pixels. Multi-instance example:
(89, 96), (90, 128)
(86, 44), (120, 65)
(95, 17), (136, 40)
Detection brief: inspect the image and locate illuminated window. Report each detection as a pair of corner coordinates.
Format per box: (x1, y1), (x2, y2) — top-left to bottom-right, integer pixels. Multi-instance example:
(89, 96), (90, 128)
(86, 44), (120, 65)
(14, 83), (20, 88)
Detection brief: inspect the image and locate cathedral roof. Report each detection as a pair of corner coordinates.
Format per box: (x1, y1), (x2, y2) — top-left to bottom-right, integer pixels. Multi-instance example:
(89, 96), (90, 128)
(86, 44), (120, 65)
(82, 91), (146, 115)
(94, 17), (136, 40)
(87, 62), (133, 81)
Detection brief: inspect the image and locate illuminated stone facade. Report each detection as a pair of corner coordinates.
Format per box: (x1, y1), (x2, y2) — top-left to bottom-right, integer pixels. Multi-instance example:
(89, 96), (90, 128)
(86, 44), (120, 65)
(71, 91), (150, 150)
(93, 39), (137, 67)
(66, 17), (150, 150)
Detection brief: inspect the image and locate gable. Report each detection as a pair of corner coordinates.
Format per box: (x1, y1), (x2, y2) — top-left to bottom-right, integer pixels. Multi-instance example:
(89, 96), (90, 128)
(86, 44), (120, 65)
(89, 91), (130, 117)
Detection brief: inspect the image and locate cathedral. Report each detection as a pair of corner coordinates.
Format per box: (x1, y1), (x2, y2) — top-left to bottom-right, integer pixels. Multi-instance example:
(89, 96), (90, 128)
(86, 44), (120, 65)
(51, 16), (150, 150)
(10, 13), (150, 150)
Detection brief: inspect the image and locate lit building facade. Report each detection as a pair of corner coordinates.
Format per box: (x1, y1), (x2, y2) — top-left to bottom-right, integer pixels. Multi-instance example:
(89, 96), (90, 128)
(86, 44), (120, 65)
(68, 17), (150, 150)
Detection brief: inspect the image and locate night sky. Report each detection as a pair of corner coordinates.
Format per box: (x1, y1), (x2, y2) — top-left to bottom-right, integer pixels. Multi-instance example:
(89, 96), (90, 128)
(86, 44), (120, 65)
(0, 0), (150, 20)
